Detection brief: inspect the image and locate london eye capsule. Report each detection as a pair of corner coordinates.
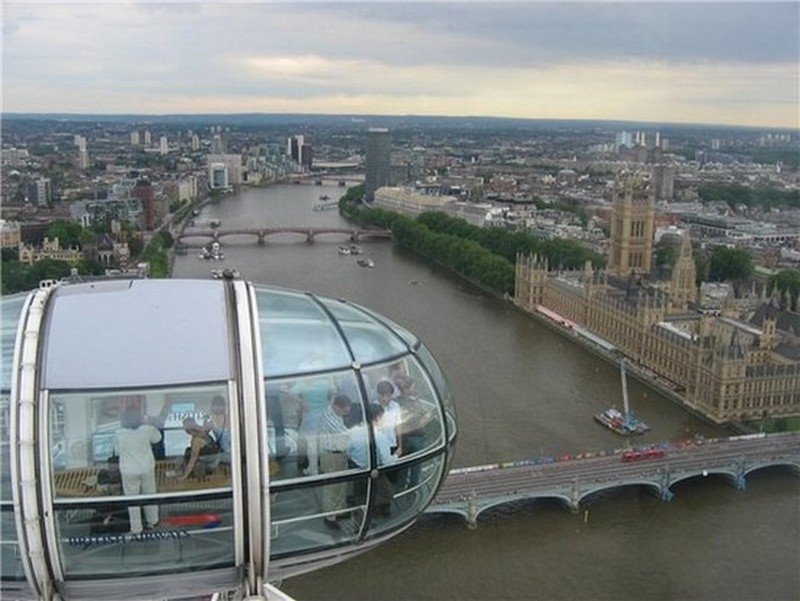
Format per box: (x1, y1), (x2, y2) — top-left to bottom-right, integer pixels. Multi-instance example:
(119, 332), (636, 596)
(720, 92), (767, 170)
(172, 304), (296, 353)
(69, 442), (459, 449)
(0, 278), (457, 600)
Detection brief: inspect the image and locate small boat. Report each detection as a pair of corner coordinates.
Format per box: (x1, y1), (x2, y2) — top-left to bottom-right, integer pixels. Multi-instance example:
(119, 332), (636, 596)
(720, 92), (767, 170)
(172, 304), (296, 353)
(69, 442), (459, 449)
(594, 358), (649, 436)
(338, 245), (351, 255)
(210, 241), (224, 260)
(357, 258), (375, 268)
(348, 244), (362, 255)
(319, 194), (330, 201)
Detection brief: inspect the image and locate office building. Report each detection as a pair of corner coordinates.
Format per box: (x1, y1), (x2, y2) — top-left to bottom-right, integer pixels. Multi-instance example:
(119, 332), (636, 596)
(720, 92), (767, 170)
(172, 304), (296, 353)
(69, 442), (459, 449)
(286, 135), (313, 169)
(209, 162), (229, 189)
(365, 128), (391, 203)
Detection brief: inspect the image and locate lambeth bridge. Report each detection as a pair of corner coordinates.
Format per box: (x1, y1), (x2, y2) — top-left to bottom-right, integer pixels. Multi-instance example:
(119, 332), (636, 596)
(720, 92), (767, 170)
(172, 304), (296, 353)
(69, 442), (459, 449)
(176, 227), (392, 246)
(426, 432), (800, 528)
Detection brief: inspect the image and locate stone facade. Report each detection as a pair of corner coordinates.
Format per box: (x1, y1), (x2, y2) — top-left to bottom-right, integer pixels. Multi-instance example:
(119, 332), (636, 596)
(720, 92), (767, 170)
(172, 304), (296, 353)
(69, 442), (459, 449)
(513, 172), (799, 425)
(18, 237), (83, 266)
(514, 254), (800, 423)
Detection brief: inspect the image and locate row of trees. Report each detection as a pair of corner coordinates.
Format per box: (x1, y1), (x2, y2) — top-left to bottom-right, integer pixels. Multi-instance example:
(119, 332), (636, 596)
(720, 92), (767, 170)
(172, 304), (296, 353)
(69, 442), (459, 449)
(340, 186), (604, 296)
(341, 186), (800, 311)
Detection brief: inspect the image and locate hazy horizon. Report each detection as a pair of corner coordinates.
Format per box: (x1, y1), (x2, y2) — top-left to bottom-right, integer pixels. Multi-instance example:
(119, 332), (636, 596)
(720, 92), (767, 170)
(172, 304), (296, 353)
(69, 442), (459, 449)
(3, 2), (798, 130)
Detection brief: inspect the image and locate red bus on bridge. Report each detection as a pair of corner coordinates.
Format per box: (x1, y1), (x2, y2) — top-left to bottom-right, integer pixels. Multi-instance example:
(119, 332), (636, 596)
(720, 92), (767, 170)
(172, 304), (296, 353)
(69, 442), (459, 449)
(621, 448), (666, 462)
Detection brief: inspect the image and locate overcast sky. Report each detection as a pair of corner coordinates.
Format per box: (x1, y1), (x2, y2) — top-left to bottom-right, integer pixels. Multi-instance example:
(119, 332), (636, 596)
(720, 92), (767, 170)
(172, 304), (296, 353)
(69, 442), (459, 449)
(3, 1), (798, 128)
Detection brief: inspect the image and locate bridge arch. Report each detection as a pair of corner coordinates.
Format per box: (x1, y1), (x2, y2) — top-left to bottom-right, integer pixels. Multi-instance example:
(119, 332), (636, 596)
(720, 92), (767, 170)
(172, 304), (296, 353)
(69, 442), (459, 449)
(669, 469), (740, 489)
(743, 461), (800, 477)
(577, 481), (664, 506)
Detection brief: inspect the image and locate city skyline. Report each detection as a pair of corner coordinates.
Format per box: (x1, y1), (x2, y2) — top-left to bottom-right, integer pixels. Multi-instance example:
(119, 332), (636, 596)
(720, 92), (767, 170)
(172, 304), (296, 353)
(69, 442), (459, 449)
(2, 1), (799, 130)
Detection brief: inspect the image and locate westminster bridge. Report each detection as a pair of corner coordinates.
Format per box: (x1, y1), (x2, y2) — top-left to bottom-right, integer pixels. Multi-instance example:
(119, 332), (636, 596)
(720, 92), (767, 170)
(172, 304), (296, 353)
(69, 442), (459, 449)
(426, 432), (800, 528)
(176, 227), (392, 246)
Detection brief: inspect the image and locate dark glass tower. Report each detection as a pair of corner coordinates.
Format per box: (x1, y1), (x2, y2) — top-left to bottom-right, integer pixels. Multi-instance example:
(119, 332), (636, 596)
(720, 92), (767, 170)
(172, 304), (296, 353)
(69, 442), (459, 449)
(364, 128), (390, 203)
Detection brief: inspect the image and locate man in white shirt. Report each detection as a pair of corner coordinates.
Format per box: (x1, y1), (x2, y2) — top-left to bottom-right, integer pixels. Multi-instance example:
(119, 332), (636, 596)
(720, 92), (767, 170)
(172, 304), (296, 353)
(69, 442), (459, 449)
(114, 407), (162, 534)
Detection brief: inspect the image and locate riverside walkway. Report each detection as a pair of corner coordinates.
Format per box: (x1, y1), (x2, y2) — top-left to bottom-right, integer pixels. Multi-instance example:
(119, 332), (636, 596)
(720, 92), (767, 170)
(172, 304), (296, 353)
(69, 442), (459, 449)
(426, 432), (800, 528)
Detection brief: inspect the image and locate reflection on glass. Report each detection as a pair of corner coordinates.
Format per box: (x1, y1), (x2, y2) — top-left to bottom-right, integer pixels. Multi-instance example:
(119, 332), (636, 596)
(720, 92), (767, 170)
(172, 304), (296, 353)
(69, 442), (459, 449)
(49, 386), (234, 578)
(366, 455), (445, 540)
(255, 288), (352, 377)
(416, 343), (457, 442)
(2, 391), (30, 590)
(270, 481), (367, 558)
(267, 372), (367, 483)
(50, 386), (231, 497)
(54, 497), (234, 577)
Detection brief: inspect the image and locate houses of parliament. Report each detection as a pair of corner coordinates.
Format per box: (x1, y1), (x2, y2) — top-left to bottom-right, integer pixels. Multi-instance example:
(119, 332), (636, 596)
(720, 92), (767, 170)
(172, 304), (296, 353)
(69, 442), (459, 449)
(514, 173), (800, 425)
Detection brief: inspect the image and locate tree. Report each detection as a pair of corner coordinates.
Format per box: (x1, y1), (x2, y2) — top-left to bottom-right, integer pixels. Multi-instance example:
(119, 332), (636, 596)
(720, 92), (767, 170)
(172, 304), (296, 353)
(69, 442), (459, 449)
(45, 220), (84, 248)
(654, 241), (679, 271)
(1, 259), (73, 294)
(708, 246), (754, 294)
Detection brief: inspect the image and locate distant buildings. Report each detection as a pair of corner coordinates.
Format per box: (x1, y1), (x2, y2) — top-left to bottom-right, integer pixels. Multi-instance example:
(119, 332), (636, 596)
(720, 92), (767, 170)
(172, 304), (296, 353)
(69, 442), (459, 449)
(286, 134), (313, 169)
(207, 154), (242, 186)
(18, 237), (82, 266)
(75, 135), (89, 170)
(29, 178), (52, 206)
(208, 162), (230, 190)
(515, 172), (800, 425)
(365, 128), (391, 203)
(372, 186), (454, 218)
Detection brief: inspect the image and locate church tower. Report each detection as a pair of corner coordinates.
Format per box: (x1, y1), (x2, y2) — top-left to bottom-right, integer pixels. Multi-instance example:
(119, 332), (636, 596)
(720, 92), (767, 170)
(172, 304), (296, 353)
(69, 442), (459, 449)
(670, 231), (697, 312)
(608, 173), (655, 277)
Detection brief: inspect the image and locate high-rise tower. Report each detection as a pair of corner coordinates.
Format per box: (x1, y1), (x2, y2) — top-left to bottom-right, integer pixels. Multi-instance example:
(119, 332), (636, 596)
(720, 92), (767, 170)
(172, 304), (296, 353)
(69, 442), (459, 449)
(608, 173), (655, 276)
(365, 128), (391, 203)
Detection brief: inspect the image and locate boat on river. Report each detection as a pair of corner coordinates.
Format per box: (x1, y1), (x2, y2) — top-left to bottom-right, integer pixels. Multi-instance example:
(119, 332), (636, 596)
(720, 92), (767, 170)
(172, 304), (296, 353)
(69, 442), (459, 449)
(200, 241), (224, 260)
(357, 258), (375, 268)
(594, 358), (650, 435)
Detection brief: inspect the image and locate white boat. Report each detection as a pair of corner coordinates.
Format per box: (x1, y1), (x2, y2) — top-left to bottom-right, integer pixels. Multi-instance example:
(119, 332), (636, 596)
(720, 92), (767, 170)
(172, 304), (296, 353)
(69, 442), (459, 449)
(357, 258), (375, 268)
(338, 245), (351, 255)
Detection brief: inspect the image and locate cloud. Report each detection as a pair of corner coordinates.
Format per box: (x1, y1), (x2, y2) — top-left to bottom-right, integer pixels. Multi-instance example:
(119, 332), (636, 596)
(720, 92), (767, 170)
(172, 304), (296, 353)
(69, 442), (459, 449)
(2, 1), (798, 128)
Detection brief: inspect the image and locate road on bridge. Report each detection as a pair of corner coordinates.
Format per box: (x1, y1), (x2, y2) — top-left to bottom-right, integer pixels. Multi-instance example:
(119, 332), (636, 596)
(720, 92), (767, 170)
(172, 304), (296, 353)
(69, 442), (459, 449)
(432, 434), (800, 506)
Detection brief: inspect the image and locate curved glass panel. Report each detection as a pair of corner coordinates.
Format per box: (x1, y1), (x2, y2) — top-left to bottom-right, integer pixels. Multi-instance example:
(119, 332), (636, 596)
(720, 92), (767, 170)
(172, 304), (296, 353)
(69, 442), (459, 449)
(270, 479), (367, 558)
(317, 298), (410, 364)
(2, 389), (31, 591)
(255, 288), (352, 377)
(416, 343), (457, 443)
(365, 455), (446, 540)
(1, 294), (31, 594)
(0, 293), (26, 393)
(354, 303), (419, 348)
(266, 371), (367, 483)
(48, 385), (234, 578)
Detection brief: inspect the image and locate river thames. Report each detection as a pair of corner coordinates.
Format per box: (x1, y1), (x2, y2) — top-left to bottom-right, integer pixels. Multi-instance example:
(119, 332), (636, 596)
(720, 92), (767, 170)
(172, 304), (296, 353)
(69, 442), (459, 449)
(173, 183), (799, 601)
